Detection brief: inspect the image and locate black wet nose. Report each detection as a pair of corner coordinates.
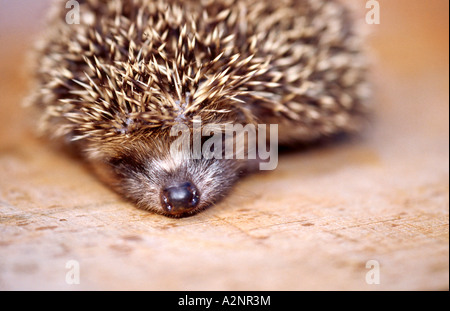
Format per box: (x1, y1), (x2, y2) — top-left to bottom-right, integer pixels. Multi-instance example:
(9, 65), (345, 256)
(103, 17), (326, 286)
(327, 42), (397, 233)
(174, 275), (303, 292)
(161, 182), (200, 215)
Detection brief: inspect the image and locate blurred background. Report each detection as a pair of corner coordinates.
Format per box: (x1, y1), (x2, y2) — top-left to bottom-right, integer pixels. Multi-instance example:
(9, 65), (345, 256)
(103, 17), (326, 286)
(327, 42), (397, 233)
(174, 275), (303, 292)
(0, 0), (448, 290)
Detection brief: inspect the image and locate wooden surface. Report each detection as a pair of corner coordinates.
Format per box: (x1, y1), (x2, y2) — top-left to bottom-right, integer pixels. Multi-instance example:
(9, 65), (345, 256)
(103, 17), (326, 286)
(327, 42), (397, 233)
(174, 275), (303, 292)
(0, 0), (448, 290)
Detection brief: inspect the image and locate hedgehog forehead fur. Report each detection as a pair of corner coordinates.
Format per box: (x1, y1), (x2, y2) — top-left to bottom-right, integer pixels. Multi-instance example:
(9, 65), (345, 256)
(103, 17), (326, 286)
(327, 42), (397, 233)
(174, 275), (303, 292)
(29, 0), (370, 217)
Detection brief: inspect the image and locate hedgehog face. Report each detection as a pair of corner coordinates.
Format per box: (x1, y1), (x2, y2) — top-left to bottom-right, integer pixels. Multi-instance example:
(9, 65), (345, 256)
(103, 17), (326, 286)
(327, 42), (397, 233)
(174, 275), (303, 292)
(95, 136), (243, 217)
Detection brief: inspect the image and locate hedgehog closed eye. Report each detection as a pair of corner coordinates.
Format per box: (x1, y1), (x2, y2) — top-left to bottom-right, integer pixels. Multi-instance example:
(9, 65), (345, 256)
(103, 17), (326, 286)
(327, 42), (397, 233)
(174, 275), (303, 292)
(27, 0), (370, 217)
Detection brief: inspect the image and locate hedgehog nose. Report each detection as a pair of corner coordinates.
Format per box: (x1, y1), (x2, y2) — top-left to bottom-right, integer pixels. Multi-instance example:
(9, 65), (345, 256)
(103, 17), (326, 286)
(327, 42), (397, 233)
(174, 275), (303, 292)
(161, 182), (200, 215)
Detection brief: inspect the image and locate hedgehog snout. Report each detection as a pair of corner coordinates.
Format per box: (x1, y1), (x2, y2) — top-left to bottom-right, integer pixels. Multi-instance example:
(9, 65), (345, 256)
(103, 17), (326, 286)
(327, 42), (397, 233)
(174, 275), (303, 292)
(160, 181), (200, 216)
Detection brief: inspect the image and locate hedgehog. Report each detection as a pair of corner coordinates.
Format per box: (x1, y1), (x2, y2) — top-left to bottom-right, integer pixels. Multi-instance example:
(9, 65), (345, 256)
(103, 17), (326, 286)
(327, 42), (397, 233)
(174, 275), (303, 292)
(26, 0), (370, 217)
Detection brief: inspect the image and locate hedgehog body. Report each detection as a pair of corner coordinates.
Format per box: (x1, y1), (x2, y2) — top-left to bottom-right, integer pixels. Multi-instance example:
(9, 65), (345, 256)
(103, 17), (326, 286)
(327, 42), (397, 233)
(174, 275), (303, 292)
(28, 0), (370, 217)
